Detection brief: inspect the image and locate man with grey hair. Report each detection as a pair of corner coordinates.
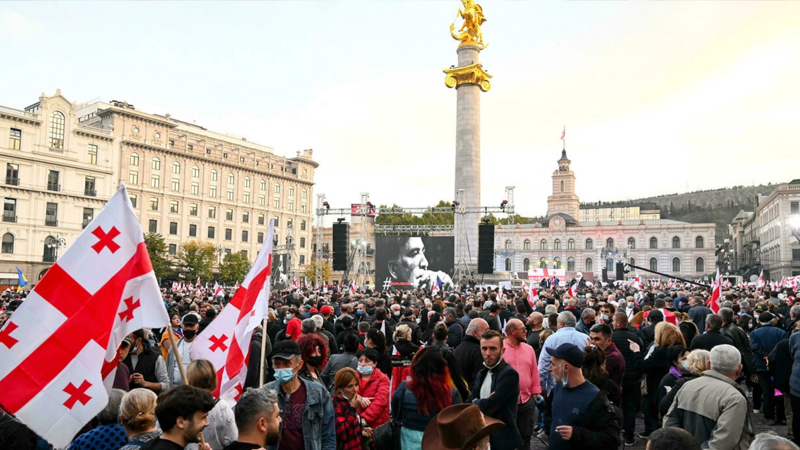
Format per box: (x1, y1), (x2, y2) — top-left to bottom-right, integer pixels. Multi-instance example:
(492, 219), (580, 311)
(443, 306), (464, 348)
(454, 318), (490, 387)
(748, 432), (800, 450)
(575, 307), (596, 335)
(537, 311), (589, 393)
(690, 314), (734, 351)
(664, 344), (754, 449)
(720, 307), (757, 377)
(312, 314), (338, 355)
(739, 299), (753, 317)
(226, 387), (283, 448)
(301, 318), (317, 335)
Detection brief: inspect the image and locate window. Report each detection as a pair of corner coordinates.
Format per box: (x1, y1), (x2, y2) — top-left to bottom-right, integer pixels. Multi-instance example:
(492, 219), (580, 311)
(586, 238), (593, 249)
(242, 212), (250, 223)
(260, 180), (266, 191)
(273, 198), (280, 209)
(49, 111), (65, 149)
(274, 216), (280, 227)
(695, 236), (704, 248)
(228, 173), (235, 185)
(208, 185), (218, 198)
(299, 254), (305, 265)
(274, 183), (280, 194)
(505, 239), (512, 250)
(259, 195), (265, 206)
(288, 186), (294, 197)
(554, 239), (561, 250)
(129, 195), (137, 208)
(560, 180), (564, 193)
(300, 237), (306, 248)
(47, 170), (60, 191)
(585, 258), (593, 272)
(192, 166), (200, 178)
(208, 207), (216, 219)
(287, 219), (293, 229)
(168, 244), (177, 256)
(792, 202), (800, 215)
(288, 200), (294, 211)
(650, 237), (658, 249)
(130, 152), (139, 166)
(87, 144), (98, 164)
(9, 128), (21, 150)
(82, 208), (93, 229)
(151, 158), (161, 170)
(523, 258), (530, 271)
(539, 257), (547, 268)
(301, 220), (306, 231)
(189, 224), (197, 237)
(150, 175), (160, 188)
(243, 192), (250, 203)
(606, 238), (614, 248)
(191, 182), (199, 195)
(169, 139), (174, 147)
(1, 233), (13, 253)
(244, 250), (250, 260)
(505, 258), (511, 271)
(540, 239), (547, 250)
(793, 249), (800, 261)
(225, 229), (233, 241)
(148, 219), (158, 233)
(695, 257), (704, 273)
(650, 257), (658, 272)
(606, 259), (614, 272)
(567, 257), (575, 271)
(210, 170), (218, 181)
(171, 179), (180, 192)
(672, 257), (681, 272)
(208, 226), (215, 239)
(672, 237), (681, 249)
(129, 170), (139, 185)
(3, 198), (16, 223)
(45, 202), (58, 226)
(257, 232), (264, 244)
(227, 189), (234, 201)
(170, 200), (178, 214)
(242, 230), (249, 242)
(554, 258), (562, 269)
(226, 209), (234, 221)
(628, 237), (635, 249)
(258, 214), (265, 225)
(150, 198), (159, 211)
(302, 189), (307, 199)
(301, 203), (306, 213)
(169, 222), (178, 235)
(6, 163), (19, 185)
(172, 162), (180, 174)
(244, 177), (251, 188)
(568, 239), (574, 250)
(43, 236), (57, 262)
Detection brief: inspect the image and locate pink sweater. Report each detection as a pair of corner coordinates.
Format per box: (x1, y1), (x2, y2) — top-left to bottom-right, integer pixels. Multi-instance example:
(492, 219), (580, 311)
(503, 340), (542, 403)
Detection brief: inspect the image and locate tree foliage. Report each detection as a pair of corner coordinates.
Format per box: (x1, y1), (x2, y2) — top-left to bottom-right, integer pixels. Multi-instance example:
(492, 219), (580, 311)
(219, 251), (251, 286)
(143, 233), (172, 281)
(303, 258), (333, 284)
(177, 240), (216, 283)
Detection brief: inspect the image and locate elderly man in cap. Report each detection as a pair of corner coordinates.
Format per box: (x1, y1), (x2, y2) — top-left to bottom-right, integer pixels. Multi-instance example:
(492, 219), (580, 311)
(421, 403), (504, 450)
(541, 343), (621, 449)
(166, 312), (201, 386)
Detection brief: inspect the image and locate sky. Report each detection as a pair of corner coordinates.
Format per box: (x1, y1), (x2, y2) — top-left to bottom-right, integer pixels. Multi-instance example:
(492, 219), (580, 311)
(2, 1), (799, 220)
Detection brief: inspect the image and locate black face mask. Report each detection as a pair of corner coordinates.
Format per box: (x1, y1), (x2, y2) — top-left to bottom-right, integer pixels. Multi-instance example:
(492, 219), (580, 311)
(183, 329), (197, 339)
(306, 356), (323, 367)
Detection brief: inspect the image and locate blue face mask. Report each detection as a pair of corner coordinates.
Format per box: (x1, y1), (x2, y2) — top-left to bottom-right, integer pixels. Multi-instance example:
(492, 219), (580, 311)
(274, 367), (296, 384)
(357, 365), (374, 375)
(357, 310), (364, 315)
(681, 360), (690, 371)
(285, 313), (292, 320)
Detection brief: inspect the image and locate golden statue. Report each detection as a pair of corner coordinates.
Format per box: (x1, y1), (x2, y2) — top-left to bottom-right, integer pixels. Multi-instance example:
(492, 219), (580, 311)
(450, 0), (487, 49)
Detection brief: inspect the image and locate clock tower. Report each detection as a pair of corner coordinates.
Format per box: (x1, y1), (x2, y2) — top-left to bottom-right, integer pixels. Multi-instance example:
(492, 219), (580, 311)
(546, 149), (580, 219)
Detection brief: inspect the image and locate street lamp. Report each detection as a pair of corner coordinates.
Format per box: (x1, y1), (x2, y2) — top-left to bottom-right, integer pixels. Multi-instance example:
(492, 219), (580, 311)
(46, 235), (67, 262)
(216, 244), (225, 267)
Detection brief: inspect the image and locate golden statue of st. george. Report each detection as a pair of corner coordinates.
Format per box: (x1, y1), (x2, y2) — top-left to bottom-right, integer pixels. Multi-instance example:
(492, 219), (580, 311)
(450, 0), (487, 49)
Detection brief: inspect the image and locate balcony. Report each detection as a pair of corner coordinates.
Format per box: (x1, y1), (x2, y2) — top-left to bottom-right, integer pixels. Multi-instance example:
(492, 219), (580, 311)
(2, 212), (16, 223)
(47, 183), (61, 192)
(45, 218), (58, 227)
(5, 177), (19, 186)
(84, 189), (97, 197)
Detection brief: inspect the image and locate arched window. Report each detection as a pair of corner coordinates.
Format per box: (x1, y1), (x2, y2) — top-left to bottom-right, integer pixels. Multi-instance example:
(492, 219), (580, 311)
(260, 180), (266, 191)
(606, 258), (614, 272)
(523, 258), (530, 271)
(130, 152), (139, 166)
(540, 257), (547, 268)
(49, 111), (65, 149)
(151, 157), (160, 170)
(244, 177), (251, 188)
(567, 257), (575, 271)
(628, 237), (636, 249)
(192, 166), (200, 178)
(585, 258), (593, 272)
(505, 258), (511, 271)
(503, 239), (511, 250)
(568, 239), (575, 250)
(172, 162), (180, 174)
(2, 233), (14, 253)
(696, 257), (704, 273)
(43, 236), (57, 262)
(554, 257), (562, 269)
(560, 180), (564, 193)
(228, 173), (235, 185)
(606, 238), (614, 248)
(554, 239), (561, 250)
(672, 237), (681, 249)
(585, 238), (593, 250)
(650, 257), (658, 272)
(523, 239), (530, 250)
(672, 257), (681, 272)
(696, 236), (704, 248)
(650, 237), (658, 249)
(540, 239), (547, 250)
(630, 258), (635, 267)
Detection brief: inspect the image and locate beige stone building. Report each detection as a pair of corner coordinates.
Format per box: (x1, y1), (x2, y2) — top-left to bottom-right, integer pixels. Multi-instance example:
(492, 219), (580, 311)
(578, 202), (661, 223)
(0, 91), (116, 284)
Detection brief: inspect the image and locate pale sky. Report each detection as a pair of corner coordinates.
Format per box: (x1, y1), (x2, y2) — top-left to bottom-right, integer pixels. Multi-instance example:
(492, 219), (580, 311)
(2, 1), (799, 220)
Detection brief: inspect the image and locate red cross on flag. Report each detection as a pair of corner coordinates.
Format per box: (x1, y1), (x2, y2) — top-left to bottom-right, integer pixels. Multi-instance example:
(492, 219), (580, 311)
(213, 281), (223, 297)
(707, 268), (722, 314)
(0, 185), (168, 447)
(190, 220), (275, 406)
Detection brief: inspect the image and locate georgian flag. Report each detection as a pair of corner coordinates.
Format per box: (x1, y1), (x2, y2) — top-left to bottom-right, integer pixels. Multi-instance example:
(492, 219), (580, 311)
(528, 284), (539, 307)
(323, 283), (328, 294)
(292, 277), (298, 291)
(196, 277), (201, 287)
(0, 185), (169, 447)
(213, 281), (223, 297)
(627, 274), (642, 291)
(349, 280), (356, 296)
(706, 269), (722, 314)
(567, 283), (577, 297)
(431, 276), (442, 297)
(756, 270), (765, 290)
(190, 220), (275, 406)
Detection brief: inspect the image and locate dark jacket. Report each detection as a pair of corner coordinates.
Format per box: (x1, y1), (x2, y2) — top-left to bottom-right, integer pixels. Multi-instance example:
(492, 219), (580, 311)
(639, 322), (658, 349)
(467, 360), (524, 450)
(637, 345), (672, 403)
(659, 374), (698, 416)
(244, 331), (272, 388)
(688, 304), (713, 332)
(543, 384), (622, 450)
(612, 326), (644, 382)
(751, 324), (786, 371)
(445, 319), (463, 348)
(769, 339), (792, 392)
(721, 322), (756, 374)
(453, 335), (484, 387)
(399, 318), (423, 346)
(690, 330), (734, 352)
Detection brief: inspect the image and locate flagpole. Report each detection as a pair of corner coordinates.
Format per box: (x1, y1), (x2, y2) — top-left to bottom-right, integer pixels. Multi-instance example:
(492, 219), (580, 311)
(167, 327), (188, 384)
(259, 316), (268, 387)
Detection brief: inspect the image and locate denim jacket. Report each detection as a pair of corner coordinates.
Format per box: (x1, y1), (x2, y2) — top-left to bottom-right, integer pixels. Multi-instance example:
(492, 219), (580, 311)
(265, 377), (336, 450)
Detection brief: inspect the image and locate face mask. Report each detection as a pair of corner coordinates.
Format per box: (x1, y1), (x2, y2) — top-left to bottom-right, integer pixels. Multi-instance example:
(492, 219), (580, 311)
(183, 329), (197, 339)
(274, 367), (296, 384)
(285, 313), (292, 320)
(561, 365), (569, 388)
(130, 343), (139, 354)
(539, 340), (544, 346)
(588, 302), (594, 307)
(357, 365), (374, 375)
(681, 360), (690, 371)
(600, 314), (609, 322)
(306, 356), (323, 367)
(748, 323), (754, 330)
(393, 311), (400, 317)
(357, 310), (364, 315)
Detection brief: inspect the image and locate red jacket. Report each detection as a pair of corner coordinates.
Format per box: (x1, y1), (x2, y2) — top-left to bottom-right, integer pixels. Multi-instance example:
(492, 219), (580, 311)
(358, 368), (390, 429)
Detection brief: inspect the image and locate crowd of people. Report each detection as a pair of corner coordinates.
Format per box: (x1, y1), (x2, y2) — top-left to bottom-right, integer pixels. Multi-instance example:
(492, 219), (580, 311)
(3, 279), (800, 450)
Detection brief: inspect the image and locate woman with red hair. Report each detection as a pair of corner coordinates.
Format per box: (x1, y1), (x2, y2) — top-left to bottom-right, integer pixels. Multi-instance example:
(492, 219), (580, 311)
(391, 346), (461, 449)
(297, 332), (329, 387)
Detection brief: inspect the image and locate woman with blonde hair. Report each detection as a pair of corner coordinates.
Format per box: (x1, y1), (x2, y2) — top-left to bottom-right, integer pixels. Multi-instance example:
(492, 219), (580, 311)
(390, 324), (419, 399)
(186, 359), (238, 450)
(659, 349), (711, 416)
(119, 389), (161, 450)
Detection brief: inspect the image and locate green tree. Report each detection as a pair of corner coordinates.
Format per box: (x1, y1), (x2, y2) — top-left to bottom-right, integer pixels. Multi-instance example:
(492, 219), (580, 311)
(220, 251), (251, 285)
(177, 240), (216, 283)
(144, 233), (172, 281)
(481, 213), (500, 225)
(303, 258), (333, 284)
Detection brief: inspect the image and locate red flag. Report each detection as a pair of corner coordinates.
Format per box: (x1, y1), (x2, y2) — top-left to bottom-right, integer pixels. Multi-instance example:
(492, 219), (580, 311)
(567, 283), (577, 297)
(707, 269), (721, 314)
(528, 284), (538, 307)
(190, 220), (275, 405)
(0, 186), (168, 447)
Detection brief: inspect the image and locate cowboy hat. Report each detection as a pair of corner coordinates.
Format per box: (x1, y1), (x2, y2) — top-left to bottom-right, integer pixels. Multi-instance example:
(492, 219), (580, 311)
(421, 404), (504, 450)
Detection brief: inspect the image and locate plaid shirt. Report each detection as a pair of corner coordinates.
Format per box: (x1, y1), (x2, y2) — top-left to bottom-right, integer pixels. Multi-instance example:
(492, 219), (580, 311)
(333, 396), (362, 450)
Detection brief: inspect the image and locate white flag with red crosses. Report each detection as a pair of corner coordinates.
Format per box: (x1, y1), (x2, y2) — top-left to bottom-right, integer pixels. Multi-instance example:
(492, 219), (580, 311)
(0, 185), (168, 447)
(190, 220), (274, 406)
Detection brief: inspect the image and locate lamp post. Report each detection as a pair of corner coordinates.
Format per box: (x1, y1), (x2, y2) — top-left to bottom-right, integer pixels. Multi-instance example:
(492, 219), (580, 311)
(216, 244), (225, 267)
(46, 235), (67, 262)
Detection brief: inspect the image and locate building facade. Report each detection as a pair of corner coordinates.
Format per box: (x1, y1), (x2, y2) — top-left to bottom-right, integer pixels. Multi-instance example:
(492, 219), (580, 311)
(755, 181), (800, 279)
(578, 202), (661, 223)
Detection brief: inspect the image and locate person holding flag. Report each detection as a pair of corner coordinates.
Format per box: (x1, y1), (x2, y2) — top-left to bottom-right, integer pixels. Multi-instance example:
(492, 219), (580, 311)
(431, 275), (442, 298)
(15, 266), (27, 292)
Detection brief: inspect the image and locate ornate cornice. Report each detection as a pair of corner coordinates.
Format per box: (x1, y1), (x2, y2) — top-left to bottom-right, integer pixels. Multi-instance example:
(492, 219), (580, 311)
(74, 126), (114, 142)
(443, 62), (492, 92)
